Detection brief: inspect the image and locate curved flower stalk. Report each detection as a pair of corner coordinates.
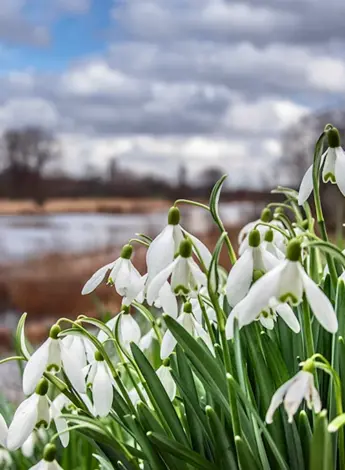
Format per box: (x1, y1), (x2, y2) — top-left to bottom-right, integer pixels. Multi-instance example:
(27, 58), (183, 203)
(23, 324), (86, 395)
(160, 302), (212, 359)
(226, 229), (280, 307)
(266, 362), (321, 424)
(147, 238), (207, 304)
(81, 244), (144, 303)
(29, 444), (64, 470)
(7, 379), (50, 450)
(237, 239), (338, 333)
(298, 127), (345, 205)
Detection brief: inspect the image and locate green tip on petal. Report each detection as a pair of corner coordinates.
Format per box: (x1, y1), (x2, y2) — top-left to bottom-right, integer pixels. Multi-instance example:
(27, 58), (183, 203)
(327, 127), (341, 148)
(253, 269), (264, 282)
(286, 239), (301, 262)
(248, 229), (261, 247)
(94, 350), (104, 361)
(121, 244), (133, 259)
(43, 443), (57, 462)
(260, 208), (272, 222)
(35, 378), (49, 396)
(179, 239), (192, 258)
(162, 358), (170, 367)
(183, 301), (193, 313)
(49, 324), (61, 339)
(264, 229), (274, 243)
(168, 206), (180, 225)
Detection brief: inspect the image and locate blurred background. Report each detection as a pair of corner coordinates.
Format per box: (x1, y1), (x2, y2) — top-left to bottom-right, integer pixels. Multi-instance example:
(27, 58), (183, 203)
(1, 0), (345, 363)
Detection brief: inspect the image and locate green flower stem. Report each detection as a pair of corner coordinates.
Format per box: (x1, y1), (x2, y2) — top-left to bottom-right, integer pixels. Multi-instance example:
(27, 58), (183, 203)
(197, 295), (216, 345)
(254, 221), (291, 241)
(174, 199), (210, 211)
(133, 301), (162, 343)
(302, 298), (315, 360)
(267, 202), (303, 223)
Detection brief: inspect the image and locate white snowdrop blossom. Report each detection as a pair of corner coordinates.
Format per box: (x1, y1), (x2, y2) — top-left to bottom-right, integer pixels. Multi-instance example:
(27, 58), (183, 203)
(190, 294), (217, 324)
(86, 352), (114, 417)
(23, 325), (86, 396)
(298, 127), (345, 205)
(0, 414), (7, 447)
(29, 444), (64, 470)
(82, 244), (144, 304)
(61, 335), (95, 370)
(226, 298), (300, 339)
(266, 367), (321, 424)
(147, 239), (207, 304)
(50, 396), (70, 448)
(97, 311), (141, 350)
(156, 361), (176, 401)
(262, 229), (285, 260)
(161, 303), (212, 360)
(139, 274), (178, 318)
(139, 328), (156, 350)
(0, 449), (12, 469)
(237, 240), (338, 334)
(21, 432), (38, 458)
(226, 229), (279, 307)
(7, 379), (50, 450)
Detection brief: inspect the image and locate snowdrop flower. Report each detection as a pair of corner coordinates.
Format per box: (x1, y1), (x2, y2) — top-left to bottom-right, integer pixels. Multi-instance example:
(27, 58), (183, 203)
(298, 127), (345, 205)
(139, 328), (156, 350)
(139, 274), (178, 318)
(29, 443), (64, 470)
(190, 294), (217, 324)
(226, 297), (300, 339)
(238, 208), (272, 244)
(237, 239), (338, 333)
(0, 449), (12, 469)
(147, 239), (207, 304)
(61, 334), (95, 370)
(97, 310), (141, 351)
(22, 431), (38, 458)
(156, 360), (176, 401)
(161, 302), (212, 360)
(226, 229), (279, 307)
(0, 414), (7, 447)
(86, 351), (114, 417)
(266, 362), (321, 424)
(263, 229), (285, 260)
(23, 324), (86, 395)
(7, 379), (50, 450)
(50, 396), (70, 448)
(82, 244), (144, 304)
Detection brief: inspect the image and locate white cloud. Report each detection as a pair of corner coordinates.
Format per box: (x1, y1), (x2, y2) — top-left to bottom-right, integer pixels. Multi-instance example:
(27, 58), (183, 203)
(0, 98), (59, 130)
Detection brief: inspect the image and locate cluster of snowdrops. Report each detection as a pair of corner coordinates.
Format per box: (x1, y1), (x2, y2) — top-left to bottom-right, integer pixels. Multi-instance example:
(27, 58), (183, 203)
(1, 125), (345, 469)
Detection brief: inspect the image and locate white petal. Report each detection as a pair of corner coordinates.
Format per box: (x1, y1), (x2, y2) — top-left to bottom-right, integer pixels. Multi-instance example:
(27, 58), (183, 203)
(0, 414), (8, 447)
(21, 433), (36, 458)
(322, 147), (336, 182)
(114, 259), (132, 295)
(226, 248), (254, 307)
(147, 258), (178, 304)
(260, 247), (281, 271)
(139, 328), (155, 350)
(7, 395), (39, 450)
(119, 314), (141, 347)
(81, 262), (114, 295)
(36, 396), (50, 427)
(183, 230), (212, 268)
(98, 317), (116, 343)
(60, 342), (86, 394)
(28, 461), (45, 470)
(123, 265), (146, 304)
(277, 261), (303, 305)
(146, 225), (175, 281)
(64, 337), (87, 370)
(241, 262), (286, 325)
(238, 220), (257, 244)
(284, 371), (310, 422)
(335, 147), (345, 197)
(275, 304), (300, 333)
(158, 282), (178, 318)
(54, 414), (69, 448)
(160, 329), (177, 360)
(93, 362), (113, 417)
(299, 265), (338, 333)
(265, 376), (296, 424)
(171, 257), (190, 291)
(23, 338), (51, 395)
(156, 366), (176, 401)
(225, 309), (237, 340)
(193, 319), (214, 353)
(298, 164), (314, 206)
(259, 316), (275, 330)
(188, 258), (207, 287)
(48, 461), (64, 470)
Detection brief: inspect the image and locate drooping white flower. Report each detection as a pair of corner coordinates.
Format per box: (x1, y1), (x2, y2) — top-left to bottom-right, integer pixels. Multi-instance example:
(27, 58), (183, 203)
(147, 239), (207, 304)
(50, 396), (70, 448)
(86, 352), (114, 417)
(139, 274), (178, 318)
(29, 444), (64, 470)
(23, 325), (86, 396)
(226, 298), (300, 339)
(266, 368), (321, 424)
(61, 335), (95, 370)
(262, 229), (285, 260)
(139, 328), (156, 350)
(21, 431), (37, 458)
(298, 127), (345, 205)
(0, 414), (8, 447)
(161, 303), (212, 360)
(226, 229), (279, 307)
(82, 244), (144, 304)
(117, 311), (141, 352)
(156, 362), (176, 401)
(7, 380), (50, 450)
(237, 240), (338, 334)
(0, 449), (12, 469)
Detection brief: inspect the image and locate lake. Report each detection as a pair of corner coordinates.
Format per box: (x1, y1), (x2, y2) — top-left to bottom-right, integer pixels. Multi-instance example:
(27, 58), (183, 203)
(0, 202), (257, 262)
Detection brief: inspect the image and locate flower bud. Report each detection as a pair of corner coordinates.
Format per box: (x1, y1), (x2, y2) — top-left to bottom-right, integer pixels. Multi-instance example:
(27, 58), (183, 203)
(43, 443), (57, 462)
(35, 378), (49, 396)
(286, 239), (301, 262)
(49, 324), (61, 339)
(168, 207), (180, 225)
(260, 208), (272, 222)
(264, 229), (274, 243)
(120, 244), (133, 259)
(327, 127), (340, 148)
(179, 239), (192, 258)
(248, 229), (260, 247)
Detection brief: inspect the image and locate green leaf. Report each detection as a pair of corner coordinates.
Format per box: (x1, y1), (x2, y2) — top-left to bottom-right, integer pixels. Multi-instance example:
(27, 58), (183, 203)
(147, 432), (218, 470)
(15, 311), (31, 360)
(328, 413), (345, 433)
(310, 410), (333, 470)
(235, 436), (261, 470)
(298, 411), (312, 469)
(93, 454), (114, 470)
(307, 241), (345, 268)
(130, 342), (187, 444)
(209, 174), (227, 225)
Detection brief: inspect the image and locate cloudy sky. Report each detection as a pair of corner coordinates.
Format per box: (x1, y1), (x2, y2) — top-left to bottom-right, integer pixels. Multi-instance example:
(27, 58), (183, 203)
(1, 0), (345, 187)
